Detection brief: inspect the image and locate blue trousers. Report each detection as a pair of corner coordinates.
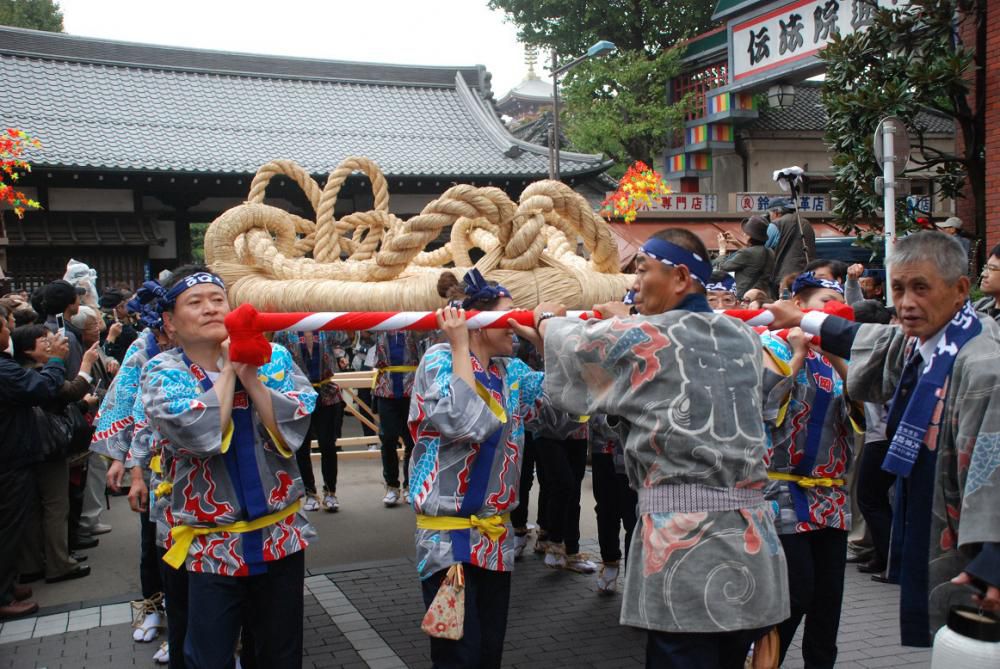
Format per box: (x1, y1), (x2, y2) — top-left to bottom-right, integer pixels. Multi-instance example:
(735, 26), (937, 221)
(184, 551), (304, 669)
(421, 564), (511, 669)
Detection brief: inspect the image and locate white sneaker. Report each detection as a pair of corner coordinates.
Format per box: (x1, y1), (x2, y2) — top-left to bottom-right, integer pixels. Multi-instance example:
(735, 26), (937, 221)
(514, 533), (529, 560)
(367, 444), (379, 451)
(322, 493), (339, 513)
(402, 489), (411, 505)
(565, 554), (598, 574)
(153, 641), (169, 664)
(596, 562), (619, 593)
(302, 496), (320, 512)
(382, 487), (400, 507)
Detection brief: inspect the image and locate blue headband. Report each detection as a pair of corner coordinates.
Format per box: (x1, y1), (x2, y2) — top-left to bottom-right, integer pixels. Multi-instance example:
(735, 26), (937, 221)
(706, 275), (736, 294)
(127, 281), (166, 312)
(460, 269), (511, 309)
(162, 272), (227, 310)
(791, 271), (844, 296)
(639, 238), (712, 287)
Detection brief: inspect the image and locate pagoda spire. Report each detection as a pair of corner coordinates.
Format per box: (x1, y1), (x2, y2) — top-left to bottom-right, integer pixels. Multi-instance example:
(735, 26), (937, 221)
(525, 45), (539, 80)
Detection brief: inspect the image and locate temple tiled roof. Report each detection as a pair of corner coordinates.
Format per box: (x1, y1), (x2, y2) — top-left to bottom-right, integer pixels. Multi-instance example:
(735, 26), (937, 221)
(0, 27), (610, 178)
(749, 82), (954, 135)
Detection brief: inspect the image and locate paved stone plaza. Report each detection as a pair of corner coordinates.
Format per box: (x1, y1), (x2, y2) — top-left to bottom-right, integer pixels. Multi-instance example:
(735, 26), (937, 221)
(0, 539), (932, 669)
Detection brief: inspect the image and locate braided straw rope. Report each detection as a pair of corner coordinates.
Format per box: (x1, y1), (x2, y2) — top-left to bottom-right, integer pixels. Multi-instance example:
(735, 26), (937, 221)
(205, 157), (633, 311)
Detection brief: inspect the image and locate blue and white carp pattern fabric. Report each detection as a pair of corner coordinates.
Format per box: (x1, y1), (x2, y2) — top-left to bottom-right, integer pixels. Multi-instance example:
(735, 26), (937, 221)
(90, 330), (162, 461)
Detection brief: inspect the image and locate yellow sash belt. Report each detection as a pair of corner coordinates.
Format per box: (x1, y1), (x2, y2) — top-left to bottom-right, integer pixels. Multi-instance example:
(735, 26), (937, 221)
(311, 376), (338, 388)
(415, 513), (511, 542)
(768, 472), (845, 488)
(162, 498), (302, 569)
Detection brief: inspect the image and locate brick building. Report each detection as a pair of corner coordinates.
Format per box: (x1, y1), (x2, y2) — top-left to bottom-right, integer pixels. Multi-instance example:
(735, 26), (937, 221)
(983, 2), (1000, 248)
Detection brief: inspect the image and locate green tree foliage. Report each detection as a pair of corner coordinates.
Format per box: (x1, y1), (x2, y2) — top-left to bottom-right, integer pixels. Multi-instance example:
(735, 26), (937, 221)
(488, 0), (716, 166)
(560, 49), (688, 167)
(820, 0), (985, 241)
(488, 0), (716, 55)
(0, 0), (64, 32)
(189, 223), (209, 264)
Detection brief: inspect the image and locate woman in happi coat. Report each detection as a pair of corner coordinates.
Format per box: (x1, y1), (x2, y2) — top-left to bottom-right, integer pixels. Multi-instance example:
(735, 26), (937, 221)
(760, 272), (861, 668)
(410, 269), (579, 669)
(139, 266), (317, 669)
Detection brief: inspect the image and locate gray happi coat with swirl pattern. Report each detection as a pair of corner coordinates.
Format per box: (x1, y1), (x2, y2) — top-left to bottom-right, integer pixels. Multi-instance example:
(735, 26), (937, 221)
(543, 308), (789, 633)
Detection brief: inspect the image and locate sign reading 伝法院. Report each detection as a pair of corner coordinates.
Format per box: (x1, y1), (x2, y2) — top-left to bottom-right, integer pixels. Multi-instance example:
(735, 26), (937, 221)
(730, 0), (905, 89)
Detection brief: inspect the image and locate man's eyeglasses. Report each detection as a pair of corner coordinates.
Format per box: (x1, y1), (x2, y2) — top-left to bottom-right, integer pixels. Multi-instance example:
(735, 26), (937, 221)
(981, 264), (1000, 275)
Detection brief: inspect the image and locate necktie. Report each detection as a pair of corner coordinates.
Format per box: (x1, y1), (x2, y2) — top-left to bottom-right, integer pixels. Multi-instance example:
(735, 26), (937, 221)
(885, 350), (923, 440)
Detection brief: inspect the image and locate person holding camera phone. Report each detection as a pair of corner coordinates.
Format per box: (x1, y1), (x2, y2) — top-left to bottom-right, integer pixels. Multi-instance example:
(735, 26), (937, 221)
(10, 323), (98, 586)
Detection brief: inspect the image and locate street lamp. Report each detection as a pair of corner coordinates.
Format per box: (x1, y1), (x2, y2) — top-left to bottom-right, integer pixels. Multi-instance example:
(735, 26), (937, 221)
(767, 84), (796, 109)
(549, 40), (617, 180)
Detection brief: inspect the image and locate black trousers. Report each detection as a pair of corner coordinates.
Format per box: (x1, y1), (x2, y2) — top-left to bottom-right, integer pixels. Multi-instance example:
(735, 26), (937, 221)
(158, 546), (189, 669)
(378, 396), (415, 489)
(511, 433), (546, 531)
(421, 565), (511, 669)
(646, 627), (767, 669)
(777, 528), (848, 668)
(184, 551), (305, 669)
(592, 452), (638, 565)
(538, 437), (587, 554)
(357, 388), (377, 436)
(295, 401), (345, 494)
(139, 509), (164, 600)
(856, 440), (895, 567)
(67, 459), (87, 545)
(0, 467), (35, 605)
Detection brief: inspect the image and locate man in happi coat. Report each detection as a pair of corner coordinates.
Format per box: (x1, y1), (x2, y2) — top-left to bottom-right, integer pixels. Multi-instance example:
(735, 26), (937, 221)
(535, 228), (789, 668)
(139, 267), (317, 668)
(769, 231), (1000, 646)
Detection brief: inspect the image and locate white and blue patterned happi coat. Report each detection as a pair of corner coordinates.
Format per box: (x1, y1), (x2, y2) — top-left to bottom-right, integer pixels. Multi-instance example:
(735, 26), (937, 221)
(90, 329), (164, 461)
(139, 343), (317, 575)
(408, 344), (578, 580)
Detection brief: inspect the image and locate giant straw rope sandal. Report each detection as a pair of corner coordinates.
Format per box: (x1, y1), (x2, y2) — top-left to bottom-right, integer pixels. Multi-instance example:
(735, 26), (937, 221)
(204, 157), (633, 310)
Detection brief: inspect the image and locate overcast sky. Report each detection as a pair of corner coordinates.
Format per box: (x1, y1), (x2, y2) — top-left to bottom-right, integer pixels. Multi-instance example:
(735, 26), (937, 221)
(58, 0), (536, 96)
